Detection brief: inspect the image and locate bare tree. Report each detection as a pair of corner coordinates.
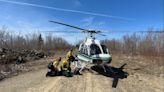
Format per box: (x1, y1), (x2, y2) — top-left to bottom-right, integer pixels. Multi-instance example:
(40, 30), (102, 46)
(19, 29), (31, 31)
(102, 29), (164, 57)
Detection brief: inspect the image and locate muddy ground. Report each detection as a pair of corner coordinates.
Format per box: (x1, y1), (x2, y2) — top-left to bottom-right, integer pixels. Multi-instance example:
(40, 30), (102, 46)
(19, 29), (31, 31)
(0, 55), (163, 92)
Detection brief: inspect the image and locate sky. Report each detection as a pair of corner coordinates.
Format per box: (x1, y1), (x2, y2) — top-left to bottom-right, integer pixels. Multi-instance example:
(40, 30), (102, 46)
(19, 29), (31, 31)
(0, 0), (163, 44)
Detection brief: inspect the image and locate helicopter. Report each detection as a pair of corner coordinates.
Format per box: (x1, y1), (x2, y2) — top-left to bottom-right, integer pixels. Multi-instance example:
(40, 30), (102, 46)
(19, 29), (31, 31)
(49, 20), (164, 72)
(49, 21), (112, 63)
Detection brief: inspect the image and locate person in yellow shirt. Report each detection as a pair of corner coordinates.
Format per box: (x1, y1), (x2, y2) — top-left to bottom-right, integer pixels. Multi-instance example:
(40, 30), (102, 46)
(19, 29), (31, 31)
(53, 57), (62, 72)
(62, 58), (70, 70)
(61, 57), (73, 77)
(46, 57), (62, 77)
(66, 49), (75, 66)
(66, 49), (73, 60)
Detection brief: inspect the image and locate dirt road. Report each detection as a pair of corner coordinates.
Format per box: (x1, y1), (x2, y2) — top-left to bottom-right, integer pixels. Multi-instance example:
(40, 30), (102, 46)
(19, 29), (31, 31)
(0, 56), (163, 92)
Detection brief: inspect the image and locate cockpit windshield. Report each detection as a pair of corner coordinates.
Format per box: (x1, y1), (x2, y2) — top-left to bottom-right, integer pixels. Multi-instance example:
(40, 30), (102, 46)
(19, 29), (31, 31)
(101, 45), (108, 54)
(90, 44), (101, 55)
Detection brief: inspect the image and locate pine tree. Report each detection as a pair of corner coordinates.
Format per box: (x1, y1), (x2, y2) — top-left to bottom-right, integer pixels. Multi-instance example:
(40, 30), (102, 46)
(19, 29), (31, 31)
(38, 34), (43, 50)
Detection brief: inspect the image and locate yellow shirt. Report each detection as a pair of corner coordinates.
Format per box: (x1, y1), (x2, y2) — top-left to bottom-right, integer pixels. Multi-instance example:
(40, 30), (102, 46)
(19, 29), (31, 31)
(62, 59), (70, 70)
(53, 60), (58, 67)
(66, 51), (72, 60)
(53, 60), (61, 71)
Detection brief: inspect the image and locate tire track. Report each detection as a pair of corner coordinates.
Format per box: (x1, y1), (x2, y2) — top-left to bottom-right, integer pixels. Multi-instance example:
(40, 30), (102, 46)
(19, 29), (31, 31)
(27, 77), (59, 92)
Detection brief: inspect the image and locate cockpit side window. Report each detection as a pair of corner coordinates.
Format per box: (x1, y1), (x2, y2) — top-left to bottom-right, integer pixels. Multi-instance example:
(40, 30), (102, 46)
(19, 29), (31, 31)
(90, 44), (101, 55)
(79, 44), (88, 55)
(83, 45), (88, 55)
(101, 45), (108, 54)
(79, 44), (84, 53)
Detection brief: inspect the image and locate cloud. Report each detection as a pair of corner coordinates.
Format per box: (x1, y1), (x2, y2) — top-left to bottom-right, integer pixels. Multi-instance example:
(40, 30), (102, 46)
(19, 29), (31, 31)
(0, 0), (133, 20)
(4, 15), (11, 20)
(81, 17), (106, 29)
(6, 20), (85, 44)
(74, 0), (82, 7)
(81, 17), (95, 26)
(98, 21), (106, 26)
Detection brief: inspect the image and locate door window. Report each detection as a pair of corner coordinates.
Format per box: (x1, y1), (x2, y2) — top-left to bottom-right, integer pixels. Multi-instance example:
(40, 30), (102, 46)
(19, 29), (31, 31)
(84, 45), (88, 55)
(101, 45), (108, 54)
(79, 44), (84, 53)
(90, 44), (101, 55)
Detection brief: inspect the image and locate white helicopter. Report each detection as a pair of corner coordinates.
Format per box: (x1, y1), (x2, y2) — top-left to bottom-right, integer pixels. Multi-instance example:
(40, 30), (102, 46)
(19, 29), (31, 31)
(49, 21), (164, 72)
(77, 31), (112, 64)
(50, 20), (112, 72)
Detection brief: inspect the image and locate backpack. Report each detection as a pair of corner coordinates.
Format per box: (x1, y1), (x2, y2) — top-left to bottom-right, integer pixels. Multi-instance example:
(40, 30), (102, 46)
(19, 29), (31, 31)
(48, 62), (54, 70)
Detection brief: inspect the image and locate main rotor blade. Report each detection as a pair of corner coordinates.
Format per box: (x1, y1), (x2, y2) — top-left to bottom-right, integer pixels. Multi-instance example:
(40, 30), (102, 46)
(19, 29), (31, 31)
(98, 33), (106, 36)
(103, 30), (164, 33)
(50, 20), (88, 32)
(41, 31), (81, 33)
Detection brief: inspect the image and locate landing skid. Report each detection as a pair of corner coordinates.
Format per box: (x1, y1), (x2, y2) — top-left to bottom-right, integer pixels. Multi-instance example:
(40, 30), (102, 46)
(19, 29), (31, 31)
(73, 60), (112, 74)
(73, 60), (97, 74)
